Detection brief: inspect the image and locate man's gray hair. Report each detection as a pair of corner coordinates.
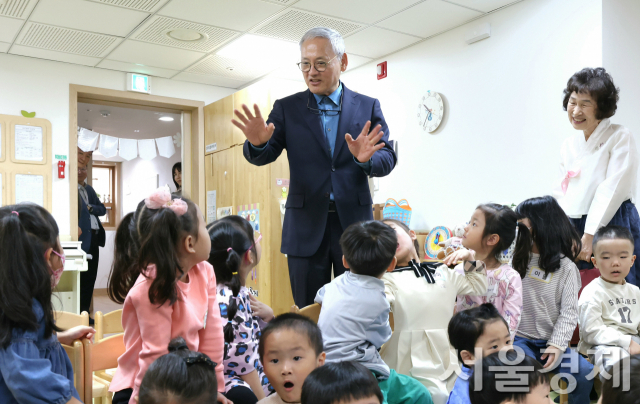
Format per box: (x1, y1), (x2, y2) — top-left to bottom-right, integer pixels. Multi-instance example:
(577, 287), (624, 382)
(299, 27), (345, 60)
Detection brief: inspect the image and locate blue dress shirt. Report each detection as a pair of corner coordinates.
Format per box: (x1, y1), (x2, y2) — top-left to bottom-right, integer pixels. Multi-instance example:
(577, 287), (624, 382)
(250, 83), (372, 200)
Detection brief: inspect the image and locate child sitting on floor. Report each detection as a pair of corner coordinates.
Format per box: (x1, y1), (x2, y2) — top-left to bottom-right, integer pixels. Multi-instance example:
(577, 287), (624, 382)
(257, 313), (326, 404)
(381, 219), (487, 404)
(469, 351), (551, 404)
(315, 221), (432, 404)
(578, 225), (640, 378)
(301, 362), (384, 404)
(447, 303), (513, 404)
(139, 336), (218, 404)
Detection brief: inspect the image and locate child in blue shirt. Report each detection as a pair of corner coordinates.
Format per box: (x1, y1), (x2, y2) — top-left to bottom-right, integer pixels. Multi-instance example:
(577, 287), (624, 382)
(0, 205), (94, 404)
(315, 221), (432, 404)
(446, 304), (513, 404)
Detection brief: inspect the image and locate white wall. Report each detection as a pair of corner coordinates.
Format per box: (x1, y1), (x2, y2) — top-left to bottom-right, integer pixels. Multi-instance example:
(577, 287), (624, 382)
(0, 53), (234, 236)
(603, 0), (640, 161)
(342, 0), (602, 230)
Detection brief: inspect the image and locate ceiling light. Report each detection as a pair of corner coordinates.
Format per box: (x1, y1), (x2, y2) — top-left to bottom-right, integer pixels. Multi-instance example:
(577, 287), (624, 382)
(216, 34), (298, 63)
(100, 110), (110, 117)
(159, 116), (174, 122)
(134, 130), (140, 132)
(165, 28), (209, 42)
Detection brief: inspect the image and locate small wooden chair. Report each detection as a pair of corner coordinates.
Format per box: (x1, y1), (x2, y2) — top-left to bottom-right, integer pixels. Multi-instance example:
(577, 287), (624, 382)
(83, 333), (126, 404)
(54, 310), (89, 330)
(94, 310), (124, 382)
(291, 303), (395, 331)
(62, 339), (85, 400)
(95, 310), (123, 342)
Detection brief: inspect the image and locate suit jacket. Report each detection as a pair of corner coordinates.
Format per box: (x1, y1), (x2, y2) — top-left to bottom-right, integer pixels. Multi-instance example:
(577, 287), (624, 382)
(243, 84), (396, 256)
(78, 184), (106, 252)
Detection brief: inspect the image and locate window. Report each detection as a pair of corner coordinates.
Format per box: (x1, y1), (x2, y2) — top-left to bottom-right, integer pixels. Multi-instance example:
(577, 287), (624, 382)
(92, 164), (117, 228)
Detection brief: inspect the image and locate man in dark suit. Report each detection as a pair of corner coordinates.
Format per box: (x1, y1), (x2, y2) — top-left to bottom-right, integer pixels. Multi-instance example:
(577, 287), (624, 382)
(77, 164), (106, 318)
(232, 27), (397, 307)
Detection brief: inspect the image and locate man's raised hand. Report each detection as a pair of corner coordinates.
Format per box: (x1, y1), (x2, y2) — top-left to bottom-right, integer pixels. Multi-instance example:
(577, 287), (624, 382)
(231, 103), (275, 147)
(345, 121), (385, 163)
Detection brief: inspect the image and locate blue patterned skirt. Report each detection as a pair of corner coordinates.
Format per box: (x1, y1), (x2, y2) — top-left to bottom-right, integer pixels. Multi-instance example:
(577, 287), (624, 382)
(570, 200), (640, 286)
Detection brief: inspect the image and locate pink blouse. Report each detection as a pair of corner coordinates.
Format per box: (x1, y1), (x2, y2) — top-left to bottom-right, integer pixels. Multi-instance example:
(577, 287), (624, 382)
(456, 264), (523, 339)
(109, 261), (225, 403)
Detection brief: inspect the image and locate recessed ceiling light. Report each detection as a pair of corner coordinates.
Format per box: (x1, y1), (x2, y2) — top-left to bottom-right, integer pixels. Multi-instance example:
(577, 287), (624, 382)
(165, 28), (209, 42)
(159, 116), (174, 122)
(100, 110), (110, 117)
(134, 130), (140, 132)
(216, 34), (298, 63)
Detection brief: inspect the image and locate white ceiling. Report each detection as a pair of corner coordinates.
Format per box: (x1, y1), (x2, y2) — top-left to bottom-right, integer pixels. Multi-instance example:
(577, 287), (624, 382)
(78, 101), (181, 162)
(0, 0), (522, 89)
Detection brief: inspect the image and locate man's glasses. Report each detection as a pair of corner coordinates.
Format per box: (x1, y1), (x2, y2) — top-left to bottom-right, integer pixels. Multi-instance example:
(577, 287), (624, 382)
(297, 55), (338, 73)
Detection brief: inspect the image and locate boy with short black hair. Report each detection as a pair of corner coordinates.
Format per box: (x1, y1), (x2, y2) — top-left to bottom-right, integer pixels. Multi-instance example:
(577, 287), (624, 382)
(258, 313), (326, 404)
(315, 221), (432, 404)
(578, 225), (640, 377)
(301, 362), (383, 404)
(598, 353), (640, 404)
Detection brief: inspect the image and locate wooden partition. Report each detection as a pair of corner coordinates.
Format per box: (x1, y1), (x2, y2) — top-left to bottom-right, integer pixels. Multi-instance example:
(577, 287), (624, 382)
(204, 80), (305, 315)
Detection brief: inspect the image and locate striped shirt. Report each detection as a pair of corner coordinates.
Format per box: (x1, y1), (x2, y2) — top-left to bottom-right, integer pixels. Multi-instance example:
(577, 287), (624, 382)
(516, 253), (581, 350)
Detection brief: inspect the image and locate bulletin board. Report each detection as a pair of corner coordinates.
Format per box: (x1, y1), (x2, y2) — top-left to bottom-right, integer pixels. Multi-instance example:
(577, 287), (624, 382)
(0, 114), (53, 211)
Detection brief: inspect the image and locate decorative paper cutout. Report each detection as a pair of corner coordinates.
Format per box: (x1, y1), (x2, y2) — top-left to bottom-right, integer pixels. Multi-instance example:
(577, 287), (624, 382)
(155, 136), (176, 158)
(138, 139), (157, 160)
(78, 128), (100, 152)
(98, 134), (119, 158)
(119, 138), (138, 161)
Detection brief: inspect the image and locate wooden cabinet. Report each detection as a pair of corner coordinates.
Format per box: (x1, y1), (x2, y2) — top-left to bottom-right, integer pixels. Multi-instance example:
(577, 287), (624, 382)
(204, 79), (304, 315)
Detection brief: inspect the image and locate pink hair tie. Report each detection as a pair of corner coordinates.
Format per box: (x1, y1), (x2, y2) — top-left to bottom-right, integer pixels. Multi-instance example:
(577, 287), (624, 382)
(144, 186), (188, 216)
(11, 211), (19, 216)
(227, 247), (232, 252)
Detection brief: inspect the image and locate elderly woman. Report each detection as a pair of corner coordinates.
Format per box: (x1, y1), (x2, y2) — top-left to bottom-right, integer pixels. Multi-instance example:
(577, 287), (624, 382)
(554, 67), (639, 285)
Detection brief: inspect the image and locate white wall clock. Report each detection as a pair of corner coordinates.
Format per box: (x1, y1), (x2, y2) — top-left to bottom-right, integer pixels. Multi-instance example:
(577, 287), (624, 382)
(417, 91), (444, 132)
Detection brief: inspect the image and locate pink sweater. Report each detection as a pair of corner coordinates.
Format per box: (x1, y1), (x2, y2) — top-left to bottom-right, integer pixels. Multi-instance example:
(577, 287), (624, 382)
(109, 261), (225, 403)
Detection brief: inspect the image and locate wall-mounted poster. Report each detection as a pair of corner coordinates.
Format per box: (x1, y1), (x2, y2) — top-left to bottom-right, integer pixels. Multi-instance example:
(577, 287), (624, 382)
(15, 174), (44, 206)
(15, 125), (43, 161)
(217, 206), (233, 219)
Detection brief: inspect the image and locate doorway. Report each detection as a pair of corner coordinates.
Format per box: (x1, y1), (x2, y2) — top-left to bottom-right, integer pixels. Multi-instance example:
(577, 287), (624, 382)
(69, 84), (205, 242)
(77, 101), (184, 300)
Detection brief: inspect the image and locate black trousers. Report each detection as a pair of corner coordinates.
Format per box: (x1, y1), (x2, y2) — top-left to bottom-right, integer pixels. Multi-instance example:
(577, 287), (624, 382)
(80, 231), (100, 314)
(287, 210), (346, 308)
(112, 389), (132, 404)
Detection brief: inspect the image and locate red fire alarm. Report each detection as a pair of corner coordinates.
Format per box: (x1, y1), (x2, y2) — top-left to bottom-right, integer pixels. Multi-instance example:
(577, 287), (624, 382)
(377, 61), (387, 80)
(58, 160), (66, 179)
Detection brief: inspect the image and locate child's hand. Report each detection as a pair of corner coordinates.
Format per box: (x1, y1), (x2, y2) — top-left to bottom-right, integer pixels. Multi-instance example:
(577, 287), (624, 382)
(443, 248), (475, 267)
(249, 295), (274, 322)
(57, 326), (95, 345)
(218, 392), (233, 404)
(540, 345), (563, 370)
(629, 340), (640, 355)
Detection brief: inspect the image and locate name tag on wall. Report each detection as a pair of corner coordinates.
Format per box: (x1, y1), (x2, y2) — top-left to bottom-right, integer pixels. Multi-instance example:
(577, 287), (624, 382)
(528, 266), (552, 283)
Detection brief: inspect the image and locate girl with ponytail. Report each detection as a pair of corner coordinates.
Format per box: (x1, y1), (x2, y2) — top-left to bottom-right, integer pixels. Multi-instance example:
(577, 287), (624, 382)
(451, 203), (526, 340)
(0, 204), (93, 404)
(207, 216), (275, 403)
(107, 187), (229, 404)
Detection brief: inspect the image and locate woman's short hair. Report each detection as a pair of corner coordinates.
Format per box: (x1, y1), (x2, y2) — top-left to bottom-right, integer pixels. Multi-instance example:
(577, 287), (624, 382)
(562, 67), (619, 119)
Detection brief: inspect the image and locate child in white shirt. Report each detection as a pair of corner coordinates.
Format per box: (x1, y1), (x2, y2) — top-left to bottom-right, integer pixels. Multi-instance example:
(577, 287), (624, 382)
(578, 225), (640, 376)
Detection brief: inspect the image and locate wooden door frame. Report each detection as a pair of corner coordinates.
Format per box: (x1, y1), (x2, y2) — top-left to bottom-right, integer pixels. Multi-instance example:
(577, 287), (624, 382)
(69, 84), (205, 240)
